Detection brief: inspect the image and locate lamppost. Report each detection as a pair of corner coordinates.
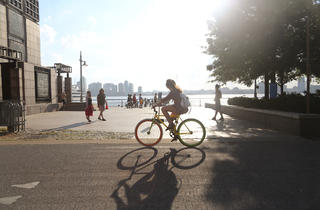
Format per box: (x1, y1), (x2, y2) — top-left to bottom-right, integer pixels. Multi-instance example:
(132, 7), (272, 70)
(79, 51), (87, 102)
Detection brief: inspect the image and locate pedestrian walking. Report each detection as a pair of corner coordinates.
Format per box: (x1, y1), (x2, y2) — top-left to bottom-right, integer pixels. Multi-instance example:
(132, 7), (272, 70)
(85, 91), (93, 122)
(212, 84), (224, 120)
(133, 94), (137, 108)
(153, 93), (158, 106)
(97, 88), (106, 121)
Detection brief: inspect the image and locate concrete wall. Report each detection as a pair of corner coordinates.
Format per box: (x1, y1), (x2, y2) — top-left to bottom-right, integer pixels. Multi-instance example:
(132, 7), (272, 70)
(205, 103), (320, 138)
(23, 62), (36, 105)
(24, 63), (60, 115)
(0, 65), (2, 101)
(26, 19), (41, 66)
(0, 4), (7, 47)
(51, 69), (58, 104)
(26, 103), (62, 115)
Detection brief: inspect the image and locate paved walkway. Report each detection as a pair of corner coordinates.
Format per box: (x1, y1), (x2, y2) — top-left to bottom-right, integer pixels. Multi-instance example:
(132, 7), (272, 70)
(0, 106), (307, 141)
(1, 107), (319, 209)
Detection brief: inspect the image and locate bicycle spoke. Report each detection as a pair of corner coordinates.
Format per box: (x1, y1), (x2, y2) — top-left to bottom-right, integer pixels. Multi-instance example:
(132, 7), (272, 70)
(135, 119), (163, 146)
(177, 118), (206, 147)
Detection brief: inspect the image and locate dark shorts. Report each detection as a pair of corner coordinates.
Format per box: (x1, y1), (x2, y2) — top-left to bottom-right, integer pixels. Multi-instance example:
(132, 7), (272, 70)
(98, 105), (105, 112)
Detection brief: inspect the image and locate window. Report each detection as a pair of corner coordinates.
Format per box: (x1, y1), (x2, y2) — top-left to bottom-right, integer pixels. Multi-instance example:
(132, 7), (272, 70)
(24, 0), (39, 22)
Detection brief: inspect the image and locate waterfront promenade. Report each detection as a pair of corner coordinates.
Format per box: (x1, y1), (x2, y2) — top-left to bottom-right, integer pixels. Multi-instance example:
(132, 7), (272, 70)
(0, 107), (319, 209)
(0, 106), (293, 142)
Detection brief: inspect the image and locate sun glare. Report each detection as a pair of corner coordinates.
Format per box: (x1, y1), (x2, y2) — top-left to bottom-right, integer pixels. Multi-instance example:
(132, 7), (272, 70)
(210, 0), (235, 17)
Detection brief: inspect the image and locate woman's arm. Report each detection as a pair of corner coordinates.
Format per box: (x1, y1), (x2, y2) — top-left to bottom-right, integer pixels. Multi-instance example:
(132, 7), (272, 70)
(157, 92), (173, 105)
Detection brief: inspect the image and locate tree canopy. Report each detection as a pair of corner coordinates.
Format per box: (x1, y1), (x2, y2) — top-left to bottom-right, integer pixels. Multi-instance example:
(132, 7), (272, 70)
(206, 0), (320, 91)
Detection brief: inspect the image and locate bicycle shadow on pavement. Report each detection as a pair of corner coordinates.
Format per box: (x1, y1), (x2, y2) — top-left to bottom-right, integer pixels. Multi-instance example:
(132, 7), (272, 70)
(111, 147), (206, 210)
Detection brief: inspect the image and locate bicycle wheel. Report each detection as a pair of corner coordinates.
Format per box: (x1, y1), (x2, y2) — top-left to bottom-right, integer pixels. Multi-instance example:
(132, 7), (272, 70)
(117, 147), (158, 170)
(177, 118), (206, 147)
(135, 119), (163, 146)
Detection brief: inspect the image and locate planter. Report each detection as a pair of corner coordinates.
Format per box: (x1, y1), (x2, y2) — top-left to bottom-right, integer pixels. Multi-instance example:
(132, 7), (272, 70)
(205, 103), (320, 138)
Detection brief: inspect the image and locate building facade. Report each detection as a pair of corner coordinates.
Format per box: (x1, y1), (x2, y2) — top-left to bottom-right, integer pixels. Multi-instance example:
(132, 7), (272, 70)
(0, 0), (68, 115)
(103, 83), (117, 96)
(88, 82), (102, 97)
(118, 83), (124, 95)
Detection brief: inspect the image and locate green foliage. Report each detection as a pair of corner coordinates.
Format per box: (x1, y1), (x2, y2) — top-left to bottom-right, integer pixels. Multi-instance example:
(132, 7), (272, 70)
(205, 0), (320, 86)
(228, 94), (320, 114)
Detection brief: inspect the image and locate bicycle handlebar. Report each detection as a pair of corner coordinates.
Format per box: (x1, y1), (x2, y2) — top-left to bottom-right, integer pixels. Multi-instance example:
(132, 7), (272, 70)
(152, 103), (167, 114)
(152, 106), (158, 114)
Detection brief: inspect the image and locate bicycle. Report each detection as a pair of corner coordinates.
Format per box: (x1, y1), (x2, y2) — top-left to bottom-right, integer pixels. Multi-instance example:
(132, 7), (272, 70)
(134, 106), (206, 147)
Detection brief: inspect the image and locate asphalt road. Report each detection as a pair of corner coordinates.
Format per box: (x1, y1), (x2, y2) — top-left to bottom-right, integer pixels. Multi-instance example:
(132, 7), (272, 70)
(0, 139), (319, 210)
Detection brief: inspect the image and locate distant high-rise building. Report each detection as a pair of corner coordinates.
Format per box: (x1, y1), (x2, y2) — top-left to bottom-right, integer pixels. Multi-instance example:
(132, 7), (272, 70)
(76, 76), (87, 92)
(297, 76), (306, 93)
(138, 86), (142, 94)
(129, 83), (134, 94)
(88, 82), (102, 96)
(118, 83), (124, 95)
(124, 80), (129, 95)
(103, 83), (117, 96)
(82, 77), (87, 92)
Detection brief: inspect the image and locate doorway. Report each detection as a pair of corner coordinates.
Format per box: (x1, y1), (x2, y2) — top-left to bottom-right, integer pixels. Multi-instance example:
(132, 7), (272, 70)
(1, 63), (20, 101)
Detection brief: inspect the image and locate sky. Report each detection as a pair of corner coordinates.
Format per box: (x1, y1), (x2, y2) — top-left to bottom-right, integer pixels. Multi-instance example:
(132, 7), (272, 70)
(39, 0), (237, 92)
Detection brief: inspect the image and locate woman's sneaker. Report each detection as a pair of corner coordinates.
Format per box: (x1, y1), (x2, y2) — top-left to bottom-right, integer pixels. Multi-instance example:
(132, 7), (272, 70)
(166, 123), (174, 131)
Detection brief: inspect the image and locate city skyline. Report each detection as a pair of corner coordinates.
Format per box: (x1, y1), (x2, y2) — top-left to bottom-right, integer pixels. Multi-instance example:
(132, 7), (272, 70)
(76, 76), (320, 96)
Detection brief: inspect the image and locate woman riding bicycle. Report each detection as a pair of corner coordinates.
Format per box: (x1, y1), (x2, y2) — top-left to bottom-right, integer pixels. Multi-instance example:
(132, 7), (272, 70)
(153, 79), (188, 130)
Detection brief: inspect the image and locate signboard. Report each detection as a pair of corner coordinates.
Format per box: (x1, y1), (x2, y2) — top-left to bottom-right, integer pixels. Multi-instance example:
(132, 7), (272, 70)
(35, 67), (51, 101)
(36, 72), (49, 98)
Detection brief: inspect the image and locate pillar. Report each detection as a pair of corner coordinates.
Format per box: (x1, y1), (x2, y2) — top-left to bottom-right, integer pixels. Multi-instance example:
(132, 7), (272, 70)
(64, 77), (72, 104)
(0, 65), (2, 101)
(57, 75), (62, 102)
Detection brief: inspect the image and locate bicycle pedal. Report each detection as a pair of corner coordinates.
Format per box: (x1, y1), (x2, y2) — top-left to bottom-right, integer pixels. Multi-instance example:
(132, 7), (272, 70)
(171, 137), (178, 142)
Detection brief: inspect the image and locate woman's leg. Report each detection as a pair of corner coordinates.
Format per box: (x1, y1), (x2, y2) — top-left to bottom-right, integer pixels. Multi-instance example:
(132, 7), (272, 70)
(212, 110), (218, 120)
(101, 110), (106, 120)
(220, 111), (224, 119)
(99, 105), (105, 120)
(161, 105), (178, 126)
(213, 101), (221, 120)
(98, 105), (102, 119)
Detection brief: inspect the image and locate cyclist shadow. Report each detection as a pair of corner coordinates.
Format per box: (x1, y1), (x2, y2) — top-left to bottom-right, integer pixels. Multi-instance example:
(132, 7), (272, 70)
(111, 147), (206, 210)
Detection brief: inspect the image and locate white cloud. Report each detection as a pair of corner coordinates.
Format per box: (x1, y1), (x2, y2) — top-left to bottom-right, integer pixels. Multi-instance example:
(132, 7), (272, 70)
(63, 10), (73, 16)
(51, 53), (63, 63)
(40, 24), (57, 44)
(87, 16), (97, 25)
(43, 16), (52, 22)
(60, 31), (101, 50)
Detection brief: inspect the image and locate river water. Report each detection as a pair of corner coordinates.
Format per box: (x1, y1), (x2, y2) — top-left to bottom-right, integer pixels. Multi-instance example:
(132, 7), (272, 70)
(73, 94), (264, 107)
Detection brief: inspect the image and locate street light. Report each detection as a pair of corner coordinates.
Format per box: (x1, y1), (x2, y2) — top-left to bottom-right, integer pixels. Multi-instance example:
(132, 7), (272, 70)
(79, 51), (88, 102)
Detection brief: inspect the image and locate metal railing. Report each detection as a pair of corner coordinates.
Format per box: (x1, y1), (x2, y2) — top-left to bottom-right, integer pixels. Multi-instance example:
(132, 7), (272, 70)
(0, 100), (25, 132)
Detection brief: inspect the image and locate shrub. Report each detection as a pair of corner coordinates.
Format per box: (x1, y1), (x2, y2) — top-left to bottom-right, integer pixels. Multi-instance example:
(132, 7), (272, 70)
(227, 93), (320, 114)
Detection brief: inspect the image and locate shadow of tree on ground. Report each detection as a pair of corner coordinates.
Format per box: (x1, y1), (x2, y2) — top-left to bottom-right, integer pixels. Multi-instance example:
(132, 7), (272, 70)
(205, 139), (320, 210)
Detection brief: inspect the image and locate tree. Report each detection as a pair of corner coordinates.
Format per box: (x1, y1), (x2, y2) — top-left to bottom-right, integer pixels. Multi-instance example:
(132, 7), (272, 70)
(205, 0), (320, 98)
